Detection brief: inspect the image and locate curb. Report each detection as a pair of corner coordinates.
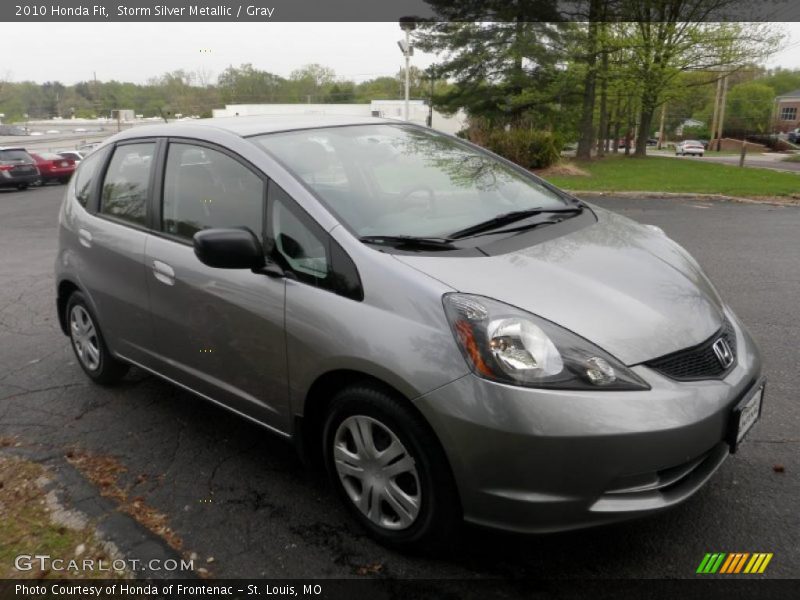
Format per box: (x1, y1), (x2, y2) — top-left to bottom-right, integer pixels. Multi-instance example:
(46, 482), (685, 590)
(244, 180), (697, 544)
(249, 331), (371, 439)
(566, 191), (800, 207)
(1, 446), (195, 580)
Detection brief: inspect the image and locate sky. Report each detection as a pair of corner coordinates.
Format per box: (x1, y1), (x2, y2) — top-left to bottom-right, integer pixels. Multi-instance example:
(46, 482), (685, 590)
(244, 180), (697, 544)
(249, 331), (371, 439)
(3, 21), (800, 86)
(2, 23), (437, 84)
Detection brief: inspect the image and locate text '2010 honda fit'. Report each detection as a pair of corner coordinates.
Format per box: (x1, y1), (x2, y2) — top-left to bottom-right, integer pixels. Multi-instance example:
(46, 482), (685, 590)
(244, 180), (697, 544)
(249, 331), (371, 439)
(55, 116), (764, 548)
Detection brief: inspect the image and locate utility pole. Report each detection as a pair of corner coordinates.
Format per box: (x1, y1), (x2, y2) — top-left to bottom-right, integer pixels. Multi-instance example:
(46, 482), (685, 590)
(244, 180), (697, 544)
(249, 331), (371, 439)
(739, 130), (747, 167)
(715, 74), (729, 152)
(709, 75), (722, 151)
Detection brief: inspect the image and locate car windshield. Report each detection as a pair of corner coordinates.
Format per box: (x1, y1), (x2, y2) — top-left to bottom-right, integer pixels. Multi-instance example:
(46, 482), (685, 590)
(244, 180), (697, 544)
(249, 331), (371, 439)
(251, 124), (570, 238)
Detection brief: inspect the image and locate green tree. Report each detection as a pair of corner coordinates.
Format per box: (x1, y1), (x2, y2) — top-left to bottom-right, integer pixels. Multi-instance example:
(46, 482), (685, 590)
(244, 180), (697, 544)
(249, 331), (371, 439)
(724, 81), (775, 134)
(413, 2), (567, 126)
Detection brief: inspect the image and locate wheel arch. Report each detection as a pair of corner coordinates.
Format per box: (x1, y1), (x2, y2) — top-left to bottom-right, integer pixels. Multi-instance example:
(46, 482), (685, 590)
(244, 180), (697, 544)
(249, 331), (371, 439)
(295, 369), (453, 479)
(56, 279), (82, 335)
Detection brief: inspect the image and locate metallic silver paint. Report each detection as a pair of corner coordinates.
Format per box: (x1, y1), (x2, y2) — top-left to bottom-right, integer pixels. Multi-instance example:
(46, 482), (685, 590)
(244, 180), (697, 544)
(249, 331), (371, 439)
(55, 116), (763, 534)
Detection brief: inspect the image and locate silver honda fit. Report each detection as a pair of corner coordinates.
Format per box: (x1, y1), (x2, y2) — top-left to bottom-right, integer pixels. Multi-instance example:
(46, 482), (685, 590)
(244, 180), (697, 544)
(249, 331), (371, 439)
(55, 116), (764, 548)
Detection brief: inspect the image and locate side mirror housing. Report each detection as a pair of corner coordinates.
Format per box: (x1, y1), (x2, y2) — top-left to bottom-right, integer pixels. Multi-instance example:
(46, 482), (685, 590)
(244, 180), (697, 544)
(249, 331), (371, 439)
(193, 228), (266, 270)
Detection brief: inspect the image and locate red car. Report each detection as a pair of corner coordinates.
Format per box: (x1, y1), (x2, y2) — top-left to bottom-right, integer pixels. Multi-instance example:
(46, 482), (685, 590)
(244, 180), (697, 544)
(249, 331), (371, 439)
(28, 151), (76, 184)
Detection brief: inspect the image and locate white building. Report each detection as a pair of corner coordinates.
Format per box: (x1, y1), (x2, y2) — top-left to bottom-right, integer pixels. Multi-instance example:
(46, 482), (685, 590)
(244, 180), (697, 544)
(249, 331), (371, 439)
(212, 100), (468, 136)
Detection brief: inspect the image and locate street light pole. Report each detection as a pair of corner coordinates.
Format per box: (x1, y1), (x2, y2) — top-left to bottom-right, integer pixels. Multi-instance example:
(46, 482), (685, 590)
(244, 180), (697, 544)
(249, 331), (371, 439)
(398, 18), (416, 122)
(404, 28), (411, 121)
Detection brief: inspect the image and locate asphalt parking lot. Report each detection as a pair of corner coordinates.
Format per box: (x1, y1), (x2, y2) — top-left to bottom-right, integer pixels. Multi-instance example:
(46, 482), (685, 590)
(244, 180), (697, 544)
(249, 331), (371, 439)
(0, 185), (797, 582)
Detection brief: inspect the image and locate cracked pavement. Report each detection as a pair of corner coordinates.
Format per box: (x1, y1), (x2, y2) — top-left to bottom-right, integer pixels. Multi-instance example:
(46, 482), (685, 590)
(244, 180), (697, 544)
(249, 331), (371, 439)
(0, 185), (797, 581)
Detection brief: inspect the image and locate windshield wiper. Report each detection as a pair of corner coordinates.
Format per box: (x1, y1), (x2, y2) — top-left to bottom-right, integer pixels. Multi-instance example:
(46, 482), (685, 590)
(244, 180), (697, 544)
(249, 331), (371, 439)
(359, 235), (456, 250)
(449, 206), (583, 240)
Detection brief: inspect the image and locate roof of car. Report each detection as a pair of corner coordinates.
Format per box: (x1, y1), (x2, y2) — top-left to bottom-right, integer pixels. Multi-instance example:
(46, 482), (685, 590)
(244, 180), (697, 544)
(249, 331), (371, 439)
(0, 147), (27, 151)
(114, 114), (397, 140)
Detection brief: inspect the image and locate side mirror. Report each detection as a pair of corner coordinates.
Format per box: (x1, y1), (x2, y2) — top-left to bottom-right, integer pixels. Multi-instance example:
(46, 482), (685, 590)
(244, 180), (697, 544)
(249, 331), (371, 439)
(193, 228), (266, 270)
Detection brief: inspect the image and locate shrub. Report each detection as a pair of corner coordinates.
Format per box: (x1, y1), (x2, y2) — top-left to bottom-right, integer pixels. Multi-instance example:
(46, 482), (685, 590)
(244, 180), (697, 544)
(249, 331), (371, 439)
(463, 122), (562, 169)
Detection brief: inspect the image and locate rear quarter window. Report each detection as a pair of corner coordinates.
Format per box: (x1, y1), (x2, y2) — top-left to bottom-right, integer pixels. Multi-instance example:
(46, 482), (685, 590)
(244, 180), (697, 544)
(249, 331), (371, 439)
(73, 147), (110, 208)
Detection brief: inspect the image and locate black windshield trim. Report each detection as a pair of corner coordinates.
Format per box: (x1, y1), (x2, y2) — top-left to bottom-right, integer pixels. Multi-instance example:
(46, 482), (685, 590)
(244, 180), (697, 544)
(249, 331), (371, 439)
(449, 206), (584, 239)
(359, 235), (456, 251)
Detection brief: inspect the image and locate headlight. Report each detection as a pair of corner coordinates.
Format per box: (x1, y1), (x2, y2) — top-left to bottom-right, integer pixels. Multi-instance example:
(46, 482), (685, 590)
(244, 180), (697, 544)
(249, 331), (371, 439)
(443, 293), (649, 391)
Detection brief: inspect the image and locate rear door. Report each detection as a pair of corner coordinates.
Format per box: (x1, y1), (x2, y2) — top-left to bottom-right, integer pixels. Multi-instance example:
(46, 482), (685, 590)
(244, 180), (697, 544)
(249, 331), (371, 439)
(73, 140), (158, 365)
(144, 139), (289, 432)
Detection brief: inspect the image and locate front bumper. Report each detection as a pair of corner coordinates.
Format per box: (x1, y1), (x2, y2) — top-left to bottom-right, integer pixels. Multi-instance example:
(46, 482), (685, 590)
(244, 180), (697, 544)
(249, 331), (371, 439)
(413, 310), (762, 533)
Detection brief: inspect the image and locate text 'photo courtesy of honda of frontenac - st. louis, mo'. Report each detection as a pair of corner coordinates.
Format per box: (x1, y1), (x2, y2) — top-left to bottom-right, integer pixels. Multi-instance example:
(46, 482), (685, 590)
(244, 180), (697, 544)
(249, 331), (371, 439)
(55, 115), (764, 548)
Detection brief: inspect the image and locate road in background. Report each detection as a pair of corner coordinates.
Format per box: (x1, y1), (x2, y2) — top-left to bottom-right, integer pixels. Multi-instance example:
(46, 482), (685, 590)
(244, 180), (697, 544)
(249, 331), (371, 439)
(0, 187), (797, 580)
(650, 149), (800, 174)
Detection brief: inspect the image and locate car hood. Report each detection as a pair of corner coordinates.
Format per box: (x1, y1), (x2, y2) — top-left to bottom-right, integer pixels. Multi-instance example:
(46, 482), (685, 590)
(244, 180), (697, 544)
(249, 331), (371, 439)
(394, 206), (725, 365)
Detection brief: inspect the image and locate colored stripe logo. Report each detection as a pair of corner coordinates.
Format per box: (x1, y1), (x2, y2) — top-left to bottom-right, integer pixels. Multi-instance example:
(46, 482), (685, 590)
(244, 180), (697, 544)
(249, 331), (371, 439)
(696, 553), (773, 574)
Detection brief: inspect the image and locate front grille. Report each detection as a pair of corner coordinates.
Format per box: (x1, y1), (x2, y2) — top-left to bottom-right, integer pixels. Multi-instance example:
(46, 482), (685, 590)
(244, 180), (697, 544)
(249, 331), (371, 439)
(645, 319), (737, 381)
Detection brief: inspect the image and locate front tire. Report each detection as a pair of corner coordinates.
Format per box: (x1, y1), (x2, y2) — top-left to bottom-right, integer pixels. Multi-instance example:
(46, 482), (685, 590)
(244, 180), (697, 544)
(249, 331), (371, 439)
(66, 291), (129, 385)
(322, 384), (460, 550)
(17, 184), (29, 190)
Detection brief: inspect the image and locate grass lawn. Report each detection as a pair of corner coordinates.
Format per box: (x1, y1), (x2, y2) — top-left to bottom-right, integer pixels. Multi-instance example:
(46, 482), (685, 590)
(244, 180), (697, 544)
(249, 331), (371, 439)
(544, 155), (800, 197)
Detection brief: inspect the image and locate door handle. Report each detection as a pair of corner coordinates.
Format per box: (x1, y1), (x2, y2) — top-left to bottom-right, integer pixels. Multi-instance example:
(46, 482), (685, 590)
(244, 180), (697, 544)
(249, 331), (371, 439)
(78, 228), (92, 248)
(152, 260), (175, 286)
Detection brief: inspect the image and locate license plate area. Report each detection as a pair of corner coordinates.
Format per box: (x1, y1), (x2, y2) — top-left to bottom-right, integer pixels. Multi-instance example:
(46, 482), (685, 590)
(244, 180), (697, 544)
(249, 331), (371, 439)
(727, 378), (765, 453)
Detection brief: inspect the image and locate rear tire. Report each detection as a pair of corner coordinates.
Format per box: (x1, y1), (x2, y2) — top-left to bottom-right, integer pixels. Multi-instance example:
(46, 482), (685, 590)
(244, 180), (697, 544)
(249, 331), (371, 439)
(65, 291), (129, 385)
(17, 184), (28, 190)
(322, 384), (460, 550)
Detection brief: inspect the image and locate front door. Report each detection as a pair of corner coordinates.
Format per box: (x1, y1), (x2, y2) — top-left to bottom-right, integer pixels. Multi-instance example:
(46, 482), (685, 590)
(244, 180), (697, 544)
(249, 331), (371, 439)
(144, 140), (289, 432)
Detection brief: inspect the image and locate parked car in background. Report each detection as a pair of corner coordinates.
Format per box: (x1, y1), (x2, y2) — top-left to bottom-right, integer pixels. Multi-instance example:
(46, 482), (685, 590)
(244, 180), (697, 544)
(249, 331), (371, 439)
(57, 150), (85, 165)
(788, 129), (800, 144)
(55, 116), (764, 548)
(675, 140), (705, 156)
(0, 147), (39, 190)
(76, 142), (101, 155)
(28, 151), (76, 184)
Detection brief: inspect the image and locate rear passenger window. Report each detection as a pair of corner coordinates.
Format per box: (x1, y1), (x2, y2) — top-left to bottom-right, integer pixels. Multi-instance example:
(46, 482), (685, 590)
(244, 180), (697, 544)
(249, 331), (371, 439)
(73, 147), (108, 207)
(100, 143), (155, 226)
(162, 143), (265, 240)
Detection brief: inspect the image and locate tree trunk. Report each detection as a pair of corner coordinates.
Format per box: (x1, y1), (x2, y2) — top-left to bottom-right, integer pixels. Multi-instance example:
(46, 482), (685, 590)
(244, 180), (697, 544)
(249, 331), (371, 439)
(595, 28), (609, 157)
(576, 1), (602, 160)
(635, 90), (658, 157)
